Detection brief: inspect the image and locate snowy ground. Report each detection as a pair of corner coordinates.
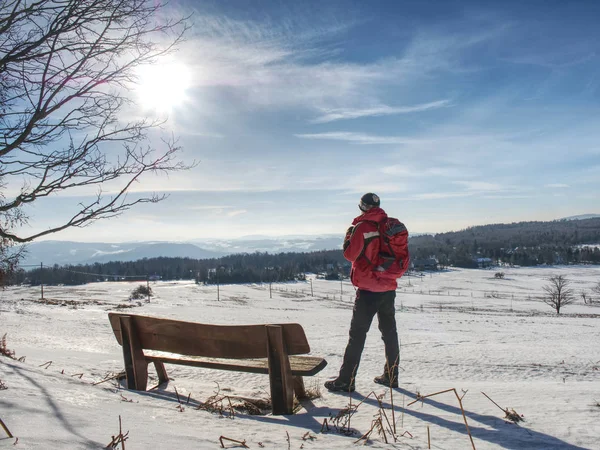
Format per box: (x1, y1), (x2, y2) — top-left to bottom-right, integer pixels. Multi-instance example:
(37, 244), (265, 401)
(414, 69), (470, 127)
(1, 266), (600, 449)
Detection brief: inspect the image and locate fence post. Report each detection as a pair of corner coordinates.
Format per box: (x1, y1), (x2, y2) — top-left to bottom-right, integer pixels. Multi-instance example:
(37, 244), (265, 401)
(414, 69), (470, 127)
(40, 262), (44, 300)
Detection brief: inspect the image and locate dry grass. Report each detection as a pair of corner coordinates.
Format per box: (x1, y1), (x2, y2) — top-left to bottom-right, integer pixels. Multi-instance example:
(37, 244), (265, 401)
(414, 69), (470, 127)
(1, 333), (16, 359)
(114, 302), (141, 309)
(129, 285), (152, 300)
(191, 378), (322, 417)
(322, 387), (410, 445)
(504, 408), (524, 423)
(35, 298), (80, 306)
(325, 404), (359, 436)
(482, 392), (524, 424)
(303, 378), (323, 400)
(194, 383), (272, 417)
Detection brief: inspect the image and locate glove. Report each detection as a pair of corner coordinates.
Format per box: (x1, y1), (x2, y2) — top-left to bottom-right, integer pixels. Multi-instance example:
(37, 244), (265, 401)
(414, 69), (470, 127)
(343, 226), (353, 251)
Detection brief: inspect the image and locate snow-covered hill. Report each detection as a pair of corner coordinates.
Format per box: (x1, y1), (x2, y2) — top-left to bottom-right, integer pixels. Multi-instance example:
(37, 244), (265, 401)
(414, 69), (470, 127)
(560, 213), (600, 220)
(20, 235), (343, 266)
(1, 266), (599, 449)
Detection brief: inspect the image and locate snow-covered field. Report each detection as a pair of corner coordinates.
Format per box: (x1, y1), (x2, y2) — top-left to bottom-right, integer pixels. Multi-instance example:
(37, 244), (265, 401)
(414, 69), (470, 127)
(1, 266), (600, 449)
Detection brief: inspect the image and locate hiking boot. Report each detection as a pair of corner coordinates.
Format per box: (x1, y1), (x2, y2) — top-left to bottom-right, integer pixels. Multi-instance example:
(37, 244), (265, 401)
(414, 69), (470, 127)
(373, 374), (398, 388)
(324, 378), (355, 392)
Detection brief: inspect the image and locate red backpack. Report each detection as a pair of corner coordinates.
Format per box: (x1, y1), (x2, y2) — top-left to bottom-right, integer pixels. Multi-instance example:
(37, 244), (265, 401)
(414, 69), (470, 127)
(373, 217), (410, 279)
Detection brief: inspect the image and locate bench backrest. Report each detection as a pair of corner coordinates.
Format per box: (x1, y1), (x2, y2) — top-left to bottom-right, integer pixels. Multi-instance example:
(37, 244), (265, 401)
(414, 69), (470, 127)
(108, 313), (311, 359)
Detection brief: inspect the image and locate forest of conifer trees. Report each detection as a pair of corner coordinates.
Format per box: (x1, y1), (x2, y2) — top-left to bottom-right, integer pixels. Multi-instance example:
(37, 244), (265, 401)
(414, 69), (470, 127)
(7, 218), (600, 286)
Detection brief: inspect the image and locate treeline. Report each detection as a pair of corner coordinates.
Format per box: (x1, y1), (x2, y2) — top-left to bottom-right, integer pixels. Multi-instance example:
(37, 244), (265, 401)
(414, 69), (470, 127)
(10, 251), (349, 286)
(8, 217), (600, 286)
(409, 217), (600, 267)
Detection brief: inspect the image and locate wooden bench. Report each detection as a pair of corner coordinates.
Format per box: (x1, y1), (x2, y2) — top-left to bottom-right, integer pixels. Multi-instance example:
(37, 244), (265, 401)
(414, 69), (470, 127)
(108, 313), (327, 415)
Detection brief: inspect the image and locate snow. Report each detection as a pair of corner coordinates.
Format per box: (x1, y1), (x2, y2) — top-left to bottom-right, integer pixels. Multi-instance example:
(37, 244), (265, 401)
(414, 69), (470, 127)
(1, 266), (600, 449)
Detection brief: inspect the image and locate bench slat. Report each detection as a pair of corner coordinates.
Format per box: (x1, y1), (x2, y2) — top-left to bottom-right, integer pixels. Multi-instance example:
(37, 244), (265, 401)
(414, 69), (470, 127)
(108, 313), (311, 358)
(144, 351), (327, 377)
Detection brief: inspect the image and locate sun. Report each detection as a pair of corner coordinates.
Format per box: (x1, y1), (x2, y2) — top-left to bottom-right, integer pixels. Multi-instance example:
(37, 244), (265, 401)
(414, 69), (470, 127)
(134, 61), (191, 113)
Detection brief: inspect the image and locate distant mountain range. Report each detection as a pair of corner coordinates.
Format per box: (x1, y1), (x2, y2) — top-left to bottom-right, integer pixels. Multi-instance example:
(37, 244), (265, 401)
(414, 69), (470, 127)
(560, 214), (600, 220)
(20, 235), (343, 266)
(20, 214), (600, 266)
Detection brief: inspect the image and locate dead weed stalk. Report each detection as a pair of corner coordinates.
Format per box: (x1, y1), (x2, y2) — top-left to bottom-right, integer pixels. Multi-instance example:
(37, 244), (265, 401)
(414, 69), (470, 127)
(355, 413), (387, 445)
(408, 388), (476, 450)
(0, 416), (13, 438)
(93, 371), (126, 387)
(353, 390), (402, 445)
(1, 334), (16, 359)
(481, 391), (524, 423)
(325, 403), (359, 436)
(219, 436), (249, 448)
(301, 431), (317, 441)
(106, 415), (128, 449)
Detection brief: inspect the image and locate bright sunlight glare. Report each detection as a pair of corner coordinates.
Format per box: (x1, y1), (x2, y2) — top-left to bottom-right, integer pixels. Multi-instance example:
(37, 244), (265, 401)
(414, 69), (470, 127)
(135, 61), (192, 113)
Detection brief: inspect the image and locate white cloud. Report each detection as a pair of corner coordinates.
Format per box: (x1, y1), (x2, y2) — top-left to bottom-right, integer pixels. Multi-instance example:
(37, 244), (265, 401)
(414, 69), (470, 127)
(381, 165), (416, 176)
(481, 194), (535, 199)
(188, 205), (235, 211)
(454, 181), (504, 191)
(170, 12), (512, 119)
(311, 99), (451, 123)
(295, 132), (426, 145)
(227, 209), (248, 217)
(545, 183), (569, 188)
(382, 164), (478, 179)
(413, 192), (474, 200)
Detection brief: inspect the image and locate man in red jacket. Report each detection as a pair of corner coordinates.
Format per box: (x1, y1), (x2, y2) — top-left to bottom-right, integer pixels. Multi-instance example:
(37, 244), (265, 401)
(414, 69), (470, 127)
(325, 193), (402, 392)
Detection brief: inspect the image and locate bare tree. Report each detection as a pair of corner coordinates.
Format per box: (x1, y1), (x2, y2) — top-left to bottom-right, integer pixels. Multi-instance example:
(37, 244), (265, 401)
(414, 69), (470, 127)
(0, 0), (194, 277)
(542, 275), (575, 314)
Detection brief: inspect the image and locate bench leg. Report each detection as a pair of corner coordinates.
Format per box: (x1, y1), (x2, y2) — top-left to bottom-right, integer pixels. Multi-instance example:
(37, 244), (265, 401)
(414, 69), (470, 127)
(266, 325), (295, 415)
(119, 315), (148, 391)
(153, 361), (169, 385)
(293, 376), (307, 400)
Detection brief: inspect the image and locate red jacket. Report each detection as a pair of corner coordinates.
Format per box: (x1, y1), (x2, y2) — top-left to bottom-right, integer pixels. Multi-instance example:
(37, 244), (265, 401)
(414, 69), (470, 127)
(343, 207), (398, 292)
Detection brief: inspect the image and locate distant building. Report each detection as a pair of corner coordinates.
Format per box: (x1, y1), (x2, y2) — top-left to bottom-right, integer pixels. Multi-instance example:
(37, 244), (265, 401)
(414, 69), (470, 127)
(474, 257), (493, 268)
(412, 258), (438, 271)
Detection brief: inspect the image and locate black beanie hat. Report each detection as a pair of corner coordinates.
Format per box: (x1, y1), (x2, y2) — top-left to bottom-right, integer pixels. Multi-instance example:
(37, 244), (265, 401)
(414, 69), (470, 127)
(359, 193), (380, 211)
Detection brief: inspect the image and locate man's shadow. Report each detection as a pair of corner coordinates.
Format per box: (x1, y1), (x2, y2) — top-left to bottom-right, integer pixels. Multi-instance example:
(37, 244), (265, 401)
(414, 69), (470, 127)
(125, 382), (591, 449)
(338, 388), (589, 449)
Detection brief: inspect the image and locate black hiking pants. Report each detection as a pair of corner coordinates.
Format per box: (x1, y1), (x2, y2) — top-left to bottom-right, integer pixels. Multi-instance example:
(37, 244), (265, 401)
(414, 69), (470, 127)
(338, 289), (399, 383)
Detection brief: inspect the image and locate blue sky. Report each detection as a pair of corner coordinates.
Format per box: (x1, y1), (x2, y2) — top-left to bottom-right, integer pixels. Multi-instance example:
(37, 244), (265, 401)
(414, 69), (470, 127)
(21, 0), (600, 242)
